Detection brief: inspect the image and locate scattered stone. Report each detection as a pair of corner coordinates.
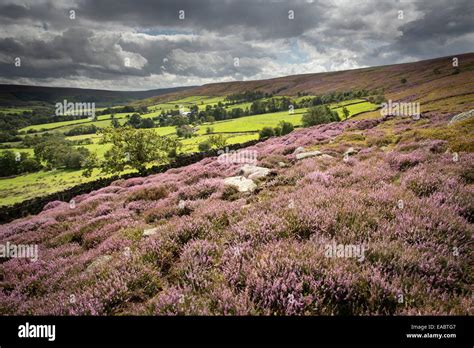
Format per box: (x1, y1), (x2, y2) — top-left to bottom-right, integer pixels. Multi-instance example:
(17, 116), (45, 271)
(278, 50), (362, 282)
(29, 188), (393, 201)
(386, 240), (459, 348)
(320, 154), (334, 159)
(86, 255), (112, 272)
(239, 164), (271, 180)
(449, 109), (474, 125)
(143, 227), (158, 237)
(344, 147), (357, 156)
(296, 150), (323, 160)
(224, 176), (257, 192)
(240, 204), (251, 210)
(278, 161), (288, 168)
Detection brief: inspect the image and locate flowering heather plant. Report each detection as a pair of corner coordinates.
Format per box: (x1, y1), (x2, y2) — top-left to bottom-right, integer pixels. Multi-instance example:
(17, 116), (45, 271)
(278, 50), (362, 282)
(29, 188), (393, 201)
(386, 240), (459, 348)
(42, 200), (66, 211)
(177, 178), (224, 201)
(386, 150), (427, 171)
(93, 202), (113, 217)
(113, 177), (145, 188)
(173, 239), (220, 291)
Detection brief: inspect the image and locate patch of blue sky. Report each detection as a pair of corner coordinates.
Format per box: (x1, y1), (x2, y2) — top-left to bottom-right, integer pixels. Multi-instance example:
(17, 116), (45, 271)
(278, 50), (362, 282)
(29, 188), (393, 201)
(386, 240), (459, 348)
(277, 38), (309, 65)
(138, 28), (194, 36)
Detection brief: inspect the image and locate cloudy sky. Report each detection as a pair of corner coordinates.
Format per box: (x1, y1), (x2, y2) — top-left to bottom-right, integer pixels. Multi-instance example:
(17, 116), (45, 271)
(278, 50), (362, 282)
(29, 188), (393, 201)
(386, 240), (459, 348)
(0, 0), (472, 91)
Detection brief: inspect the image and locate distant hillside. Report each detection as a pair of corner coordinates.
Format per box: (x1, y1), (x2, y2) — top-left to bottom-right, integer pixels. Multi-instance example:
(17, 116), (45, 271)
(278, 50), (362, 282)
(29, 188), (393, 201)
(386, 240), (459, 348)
(0, 84), (195, 108)
(138, 52), (474, 115)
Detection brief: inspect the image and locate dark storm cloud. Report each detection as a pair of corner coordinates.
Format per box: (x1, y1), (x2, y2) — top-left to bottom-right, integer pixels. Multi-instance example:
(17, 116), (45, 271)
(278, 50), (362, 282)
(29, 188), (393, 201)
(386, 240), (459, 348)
(380, 0), (474, 59)
(0, 0), (472, 90)
(75, 0), (328, 39)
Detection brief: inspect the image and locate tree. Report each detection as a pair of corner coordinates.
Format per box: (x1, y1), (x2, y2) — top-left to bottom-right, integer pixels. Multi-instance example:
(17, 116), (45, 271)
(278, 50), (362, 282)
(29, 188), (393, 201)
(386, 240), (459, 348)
(278, 121), (294, 135)
(170, 114), (189, 126)
(176, 125), (195, 138)
(33, 136), (69, 167)
(63, 148), (89, 169)
(97, 126), (180, 174)
(140, 118), (155, 128)
(0, 151), (42, 177)
(302, 105), (339, 127)
(259, 127), (275, 139)
(19, 157), (42, 173)
(0, 150), (19, 176)
(250, 100), (265, 115)
(64, 124), (98, 136)
(342, 106), (350, 120)
(127, 113), (143, 128)
(111, 118), (120, 128)
(208, 134), (227, 149)
(198, 141), (211, 152)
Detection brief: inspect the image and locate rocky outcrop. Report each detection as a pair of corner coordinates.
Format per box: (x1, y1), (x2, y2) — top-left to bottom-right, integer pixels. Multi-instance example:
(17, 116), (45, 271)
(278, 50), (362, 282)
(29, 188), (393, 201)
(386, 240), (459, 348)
(239, 164), (271, 180)
(344, 147), (358, 156)
(296, 150), (323, 160)
(449, 109), (474, 125)
(143, 227), (158, 237)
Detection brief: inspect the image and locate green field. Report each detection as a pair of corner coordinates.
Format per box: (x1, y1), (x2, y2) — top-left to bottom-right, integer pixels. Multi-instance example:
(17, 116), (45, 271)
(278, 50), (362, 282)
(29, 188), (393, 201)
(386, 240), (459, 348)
(0, 107), (33, 114)
(0, 97), (377, 206)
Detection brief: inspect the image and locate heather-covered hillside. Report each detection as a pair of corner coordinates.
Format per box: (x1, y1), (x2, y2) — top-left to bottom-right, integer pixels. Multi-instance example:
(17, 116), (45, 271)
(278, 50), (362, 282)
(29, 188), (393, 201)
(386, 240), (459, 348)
(1, 109), (472, 315)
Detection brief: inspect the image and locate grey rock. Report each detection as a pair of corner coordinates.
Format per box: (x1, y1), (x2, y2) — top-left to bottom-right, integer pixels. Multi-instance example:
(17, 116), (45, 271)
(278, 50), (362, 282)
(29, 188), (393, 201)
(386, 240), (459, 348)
(143, 227), (159, 237)
(293, 146), (305, 154)
(344, 147), (357, 156)
(224, 176), (257, 192)
(296, 151), (323, 160)
(449, 109), (474, 125)
(239, 164), (271, 179)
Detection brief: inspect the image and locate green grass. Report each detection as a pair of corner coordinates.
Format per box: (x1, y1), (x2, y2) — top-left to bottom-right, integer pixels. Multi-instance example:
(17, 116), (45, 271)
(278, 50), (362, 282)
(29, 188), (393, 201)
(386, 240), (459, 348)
(0, 107), (33, 114)
(0, 169), (102, 205)
(332, 101), (379, 118)
(180, 133), (258, 153)
(198, 109), (307, 134)
(20, 112), (131, 132)
(0, 147), (35, 156)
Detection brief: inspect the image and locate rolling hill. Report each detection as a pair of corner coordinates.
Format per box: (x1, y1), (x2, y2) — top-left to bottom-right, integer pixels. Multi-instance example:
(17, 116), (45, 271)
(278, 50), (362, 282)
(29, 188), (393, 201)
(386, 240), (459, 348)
(0, 84), (195, 107)
(137, 52), (474, 115)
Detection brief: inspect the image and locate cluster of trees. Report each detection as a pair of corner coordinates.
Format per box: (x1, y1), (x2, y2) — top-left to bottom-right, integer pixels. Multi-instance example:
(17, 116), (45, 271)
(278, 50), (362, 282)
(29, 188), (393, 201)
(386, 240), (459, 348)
(83, 126), (180, 175)
(96, 105), (148, 116)
(0, 151), (42, 177)
(64, 124), (98, 136)
(224, 91), (270, 104)
(176, 125), (197, 139)
(125, 114), (155, 129)
(259, 121), (294, 139)
(297, 89), (371, 107)
(0, 104), (150, 135)
(0, 131), (22, 143)
(197, 134), (228, 152)
(367, 94), (386, 104)
(33, 135), (91, 170)
(0, 107), (56, 132)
